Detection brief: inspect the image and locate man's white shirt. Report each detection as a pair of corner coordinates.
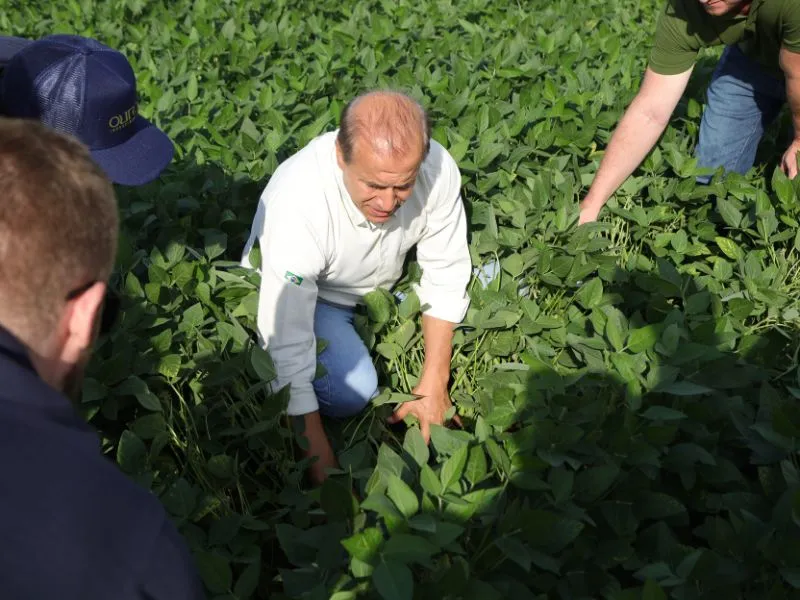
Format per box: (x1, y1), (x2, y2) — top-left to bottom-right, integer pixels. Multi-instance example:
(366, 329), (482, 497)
(240, 130), (471, 415)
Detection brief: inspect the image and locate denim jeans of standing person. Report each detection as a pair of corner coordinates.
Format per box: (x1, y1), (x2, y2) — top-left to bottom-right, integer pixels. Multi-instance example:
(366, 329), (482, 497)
(695, 44), (787, 184)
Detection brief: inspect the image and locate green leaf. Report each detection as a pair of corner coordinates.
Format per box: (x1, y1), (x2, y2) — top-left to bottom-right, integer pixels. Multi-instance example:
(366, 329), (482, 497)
(403, 427), (429, 468)
(495, 536), (532, 572)
(429, 425), (472, 455)
(420, 464), (443, 497)
(715, 197), (742, 228)
(382, 534), (438, 565)
(341, 527), (384, 563)
(641, 406), (688, 421)
(321, 476), (358, 521)
(575, 277), (603, 309)
(603, 306), (628, 352)
(250, 345), (277, 382)
(116, 430), (146, 474)
(115, 376), (162, 412)
(781, 567), (800, 589)
(387, 475), (419, 518)
(628, 324), (660, 353)
(440, 444), (469, 492)
(465, 446), (488, 487)
(642, 579), (667, 600)
(233, 562), (260, 598)
(634, 491), (686, 520)
(203, 230), (227, 260)
(372, 561), (413, 600)
(658, 380), (712, 396)
(221, 17), (236, 41)
(361, 493), (405, 531)
(715, 236), (743, 260)
(186, 73), (198, 101)
(398, 292), (421, 320)
(364, 290), (393, 324)
(196, 551), (233, 594)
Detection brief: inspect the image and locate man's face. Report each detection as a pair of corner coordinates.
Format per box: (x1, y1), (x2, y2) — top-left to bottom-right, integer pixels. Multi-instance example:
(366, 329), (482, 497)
(697, 0), (750, 17)
(336, 138), (423, 224)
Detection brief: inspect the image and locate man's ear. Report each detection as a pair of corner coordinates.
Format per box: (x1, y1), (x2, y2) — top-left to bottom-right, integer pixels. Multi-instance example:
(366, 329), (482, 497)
(335, 138), (346, 171)
(59, 281), (106, 365)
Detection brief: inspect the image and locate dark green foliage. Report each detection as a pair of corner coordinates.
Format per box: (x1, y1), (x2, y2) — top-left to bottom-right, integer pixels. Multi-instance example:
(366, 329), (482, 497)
(7, 0), (800, 598)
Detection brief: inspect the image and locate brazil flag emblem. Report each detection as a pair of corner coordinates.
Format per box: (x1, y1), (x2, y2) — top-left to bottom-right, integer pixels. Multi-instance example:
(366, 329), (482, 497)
(285, 271), (304, 286)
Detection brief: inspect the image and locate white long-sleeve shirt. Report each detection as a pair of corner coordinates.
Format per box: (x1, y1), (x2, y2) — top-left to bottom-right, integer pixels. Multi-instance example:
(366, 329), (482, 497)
(240, 130), (471, 415)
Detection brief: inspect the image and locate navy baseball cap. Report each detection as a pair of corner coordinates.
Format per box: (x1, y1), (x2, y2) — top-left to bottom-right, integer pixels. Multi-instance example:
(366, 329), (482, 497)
(0, 34), (174, 186)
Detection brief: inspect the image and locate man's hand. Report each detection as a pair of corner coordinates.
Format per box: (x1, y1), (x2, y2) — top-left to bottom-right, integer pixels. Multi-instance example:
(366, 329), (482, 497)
(386, 314), (461, 443)
(295, 411), (339, 485)
(578, 202), (601, 225)
(387, 379), (462, 443)
(781, 139), (800, 179)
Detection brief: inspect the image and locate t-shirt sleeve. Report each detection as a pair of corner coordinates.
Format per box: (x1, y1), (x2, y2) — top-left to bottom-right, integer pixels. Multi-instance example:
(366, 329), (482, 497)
(137, 518), (207, 600)
(781, 0), (800, 53)
(648, 0), (701, 75)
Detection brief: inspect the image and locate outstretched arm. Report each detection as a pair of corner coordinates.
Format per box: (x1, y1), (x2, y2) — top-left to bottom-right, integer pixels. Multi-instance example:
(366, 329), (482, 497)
(779, 47), (800, 178)
(580, 66), (693, 224)
(388, 314), (460, 442)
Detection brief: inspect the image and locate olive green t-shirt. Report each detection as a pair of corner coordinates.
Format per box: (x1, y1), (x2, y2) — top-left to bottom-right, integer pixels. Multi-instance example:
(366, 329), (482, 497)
(648, 0), (800, 78)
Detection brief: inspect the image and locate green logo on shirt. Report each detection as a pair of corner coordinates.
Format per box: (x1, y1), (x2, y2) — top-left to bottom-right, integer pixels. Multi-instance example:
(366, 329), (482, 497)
(285, 271), (304, 286)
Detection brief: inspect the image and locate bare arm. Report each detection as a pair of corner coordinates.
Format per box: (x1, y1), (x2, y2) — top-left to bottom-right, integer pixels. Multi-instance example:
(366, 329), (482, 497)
(417, 314), (454, 389)
(294, 412), (338, 485)
(387, 314), (460, 442)
(580, 66), (694, 224)
(779, 47), (800, 178)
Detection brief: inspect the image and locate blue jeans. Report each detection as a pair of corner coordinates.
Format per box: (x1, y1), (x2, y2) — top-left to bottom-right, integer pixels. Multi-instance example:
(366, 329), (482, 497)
(695, 44), (786, 184)
(312, 300), (378, 418)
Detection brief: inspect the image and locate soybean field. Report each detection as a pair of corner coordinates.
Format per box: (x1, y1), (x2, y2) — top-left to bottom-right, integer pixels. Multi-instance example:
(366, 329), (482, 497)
(8, 0), (800, 599)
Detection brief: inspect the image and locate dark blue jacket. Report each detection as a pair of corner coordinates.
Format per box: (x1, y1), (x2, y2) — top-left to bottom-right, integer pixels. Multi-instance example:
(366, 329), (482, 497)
(0, 327), (206, 599)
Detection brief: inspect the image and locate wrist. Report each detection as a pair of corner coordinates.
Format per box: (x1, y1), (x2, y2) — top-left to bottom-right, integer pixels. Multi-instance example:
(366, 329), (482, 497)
(417, 370), (449, 392)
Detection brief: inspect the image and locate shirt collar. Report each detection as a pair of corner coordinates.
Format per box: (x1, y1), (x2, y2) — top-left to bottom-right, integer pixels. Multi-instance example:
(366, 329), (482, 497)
(0, 325), (35, 373)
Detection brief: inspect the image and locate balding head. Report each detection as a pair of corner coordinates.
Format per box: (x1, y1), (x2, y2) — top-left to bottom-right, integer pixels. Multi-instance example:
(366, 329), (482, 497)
(337, 90), (431, 165)
(334, 91), (432, 224)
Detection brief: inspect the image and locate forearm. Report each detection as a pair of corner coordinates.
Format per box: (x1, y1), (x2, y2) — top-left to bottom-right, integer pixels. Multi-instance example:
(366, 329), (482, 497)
(787, 76), (800, 141)
(581, 100), (670, 214)
(418, 314), (455, 387)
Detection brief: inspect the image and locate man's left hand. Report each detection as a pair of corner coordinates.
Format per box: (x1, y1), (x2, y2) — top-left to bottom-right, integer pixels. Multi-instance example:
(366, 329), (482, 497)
(781, 139), (800, 179)
(387, 380), (462, 443)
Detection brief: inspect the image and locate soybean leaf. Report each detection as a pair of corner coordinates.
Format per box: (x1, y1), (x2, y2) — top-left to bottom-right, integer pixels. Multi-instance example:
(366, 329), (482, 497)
(372, 561), (413, 600)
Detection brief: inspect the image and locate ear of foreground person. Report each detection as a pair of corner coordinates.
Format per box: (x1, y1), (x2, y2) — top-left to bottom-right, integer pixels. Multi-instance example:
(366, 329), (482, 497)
(0, 117), (206, 599)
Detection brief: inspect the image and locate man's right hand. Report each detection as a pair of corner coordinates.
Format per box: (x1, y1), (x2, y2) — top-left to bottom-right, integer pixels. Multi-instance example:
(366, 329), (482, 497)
(296, 411), (339, 485)
(578, 202), (601, 225)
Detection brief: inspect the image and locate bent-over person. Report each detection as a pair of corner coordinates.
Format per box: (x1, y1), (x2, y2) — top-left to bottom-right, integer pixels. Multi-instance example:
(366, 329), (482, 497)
(241, 90), (472, 484)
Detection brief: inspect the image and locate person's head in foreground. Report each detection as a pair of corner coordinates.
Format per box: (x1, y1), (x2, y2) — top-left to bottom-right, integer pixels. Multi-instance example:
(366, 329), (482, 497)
(0, 33), (174, 186)
(696, 0), (751, 17)
(335, 90), (431, 224)
(0, 117), (118, 401)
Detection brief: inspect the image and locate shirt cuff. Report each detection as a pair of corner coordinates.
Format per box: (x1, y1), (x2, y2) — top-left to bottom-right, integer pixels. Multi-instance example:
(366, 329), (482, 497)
(414, 283), (470, 324)
(285, 382), (319, 416)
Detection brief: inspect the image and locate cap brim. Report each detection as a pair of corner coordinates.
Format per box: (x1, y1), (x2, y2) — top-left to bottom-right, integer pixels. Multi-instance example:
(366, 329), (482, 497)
(90, 116), (175, 186)
(0, 36), (32, 64)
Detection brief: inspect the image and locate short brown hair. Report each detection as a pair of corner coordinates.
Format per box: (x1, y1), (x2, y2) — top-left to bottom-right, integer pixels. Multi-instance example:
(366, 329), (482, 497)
(337, 90), (432, 163)
(0, 118), (118, 352)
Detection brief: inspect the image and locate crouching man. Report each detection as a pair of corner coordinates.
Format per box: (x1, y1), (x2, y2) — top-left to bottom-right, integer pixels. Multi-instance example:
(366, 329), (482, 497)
(241, 90), (472, 484)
